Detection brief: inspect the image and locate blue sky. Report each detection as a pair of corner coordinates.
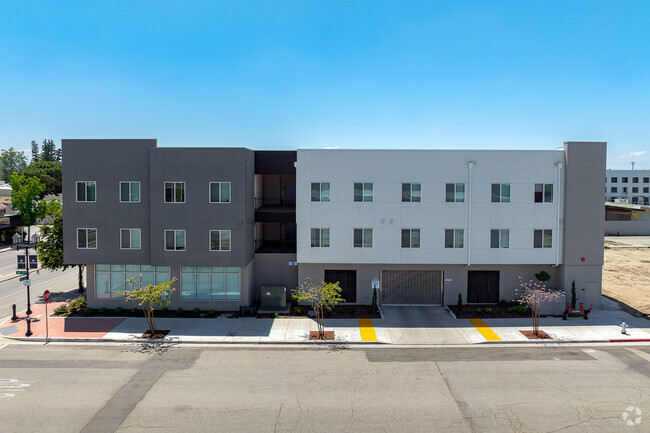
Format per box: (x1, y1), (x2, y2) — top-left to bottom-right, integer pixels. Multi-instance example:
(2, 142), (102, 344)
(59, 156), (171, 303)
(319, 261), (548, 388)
(0, 1), (648, 169)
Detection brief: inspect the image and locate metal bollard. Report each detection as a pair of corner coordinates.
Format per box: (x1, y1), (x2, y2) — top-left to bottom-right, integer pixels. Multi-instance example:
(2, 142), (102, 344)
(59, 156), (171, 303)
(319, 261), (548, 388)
(25, 317), (32, 337)
(621, 322), (627, 334)
(11, 304), (18, 321)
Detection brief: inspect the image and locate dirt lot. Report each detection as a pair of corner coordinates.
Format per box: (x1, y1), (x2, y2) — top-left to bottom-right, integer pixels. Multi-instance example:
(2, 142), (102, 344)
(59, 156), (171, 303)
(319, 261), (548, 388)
(603, 246), (650, 315)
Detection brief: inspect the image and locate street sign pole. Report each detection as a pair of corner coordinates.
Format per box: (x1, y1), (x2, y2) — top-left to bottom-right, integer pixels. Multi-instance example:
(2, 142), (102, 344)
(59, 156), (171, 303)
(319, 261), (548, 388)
(43, 291), (50, 343)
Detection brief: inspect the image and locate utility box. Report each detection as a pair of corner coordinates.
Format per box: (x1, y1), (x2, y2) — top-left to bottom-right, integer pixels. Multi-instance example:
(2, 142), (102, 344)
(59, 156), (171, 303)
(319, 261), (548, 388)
(261, 285), (287, 311)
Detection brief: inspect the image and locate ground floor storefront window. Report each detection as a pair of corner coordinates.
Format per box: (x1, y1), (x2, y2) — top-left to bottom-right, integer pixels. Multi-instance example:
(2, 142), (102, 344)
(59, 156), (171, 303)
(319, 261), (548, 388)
(95, 265), (170, 298)
(181, 267), (240, 300)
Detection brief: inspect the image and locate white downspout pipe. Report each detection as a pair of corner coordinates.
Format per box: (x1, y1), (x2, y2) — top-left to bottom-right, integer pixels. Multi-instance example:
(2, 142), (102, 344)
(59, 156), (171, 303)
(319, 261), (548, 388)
(467, 161), (476, 266)
(555, 161), (563, 266)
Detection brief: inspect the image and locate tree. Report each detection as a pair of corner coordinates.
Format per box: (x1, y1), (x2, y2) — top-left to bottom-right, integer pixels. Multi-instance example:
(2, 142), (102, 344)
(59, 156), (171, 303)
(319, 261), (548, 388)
(535, 271), (551, 283)
(19, 160), (62, 195)
(40, 139), (57, 162)
(292, 278), (344, 339)
(515, 277), (564, 336)
(36, 199), (85, 292)
(119, 276), (177, 337)
(0, 147), (28, 183)
(9, 173), (46, 239)
(31, 140), (39, 162)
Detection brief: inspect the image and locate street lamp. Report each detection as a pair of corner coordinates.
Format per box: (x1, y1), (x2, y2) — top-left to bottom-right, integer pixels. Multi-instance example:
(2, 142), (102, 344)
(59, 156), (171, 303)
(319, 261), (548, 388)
(13, 232), (40, 316)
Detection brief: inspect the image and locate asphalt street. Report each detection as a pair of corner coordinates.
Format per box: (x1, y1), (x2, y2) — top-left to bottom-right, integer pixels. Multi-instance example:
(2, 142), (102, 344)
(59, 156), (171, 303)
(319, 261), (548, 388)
(0, 343), (648, 432)
(0, 248), (80, 323)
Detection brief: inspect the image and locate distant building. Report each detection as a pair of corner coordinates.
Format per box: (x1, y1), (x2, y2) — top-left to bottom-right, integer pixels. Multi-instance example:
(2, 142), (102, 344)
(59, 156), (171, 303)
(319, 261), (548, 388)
(605, 170), (650, 205)
(605, 202), (650, 236)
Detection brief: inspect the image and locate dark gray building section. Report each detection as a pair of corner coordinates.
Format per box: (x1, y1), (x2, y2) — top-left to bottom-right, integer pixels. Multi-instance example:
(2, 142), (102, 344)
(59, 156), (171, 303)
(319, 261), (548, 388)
(148, 147), (255, 267)
(63, 139), (155, 266)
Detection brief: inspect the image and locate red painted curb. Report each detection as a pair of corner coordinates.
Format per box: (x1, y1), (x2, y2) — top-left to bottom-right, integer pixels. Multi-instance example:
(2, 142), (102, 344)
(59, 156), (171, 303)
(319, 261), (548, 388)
(609, 338), (650, 342)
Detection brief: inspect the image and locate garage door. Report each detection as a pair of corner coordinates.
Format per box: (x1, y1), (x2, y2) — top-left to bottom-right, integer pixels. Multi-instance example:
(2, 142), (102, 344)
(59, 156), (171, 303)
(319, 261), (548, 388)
(381, 270), (442, 305)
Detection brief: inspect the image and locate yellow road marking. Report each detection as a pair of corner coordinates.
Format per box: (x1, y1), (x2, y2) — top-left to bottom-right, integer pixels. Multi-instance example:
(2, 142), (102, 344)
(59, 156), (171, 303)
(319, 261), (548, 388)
(468, 318), (502, 341)
(358, 318), (377, 341)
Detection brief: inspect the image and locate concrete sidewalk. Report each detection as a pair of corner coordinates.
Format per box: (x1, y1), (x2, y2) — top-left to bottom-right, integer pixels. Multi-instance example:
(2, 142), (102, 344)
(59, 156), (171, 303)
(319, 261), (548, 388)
(1, 296), (649, 345)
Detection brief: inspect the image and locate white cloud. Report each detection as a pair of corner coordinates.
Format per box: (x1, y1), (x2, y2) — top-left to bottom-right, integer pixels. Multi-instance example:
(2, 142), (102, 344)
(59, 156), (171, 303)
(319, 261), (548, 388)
(323, 146), (340, 149)
(617, 150), (647, 160)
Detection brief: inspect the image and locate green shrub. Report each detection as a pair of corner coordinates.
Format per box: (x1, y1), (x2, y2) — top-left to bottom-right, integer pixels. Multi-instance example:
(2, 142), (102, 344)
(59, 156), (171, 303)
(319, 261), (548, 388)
(516, 305), (526, 314)
(498, 299), (508, 307)
(68, 295), (87, 313)
(506, 307), (513, 313)
(457, 293), (463, 311)
(192, 308), (201, 316)
(99, 307), (108, 314)
(475, 308), (482, 313)
(604, 244), (610, 249)
(485, 307), (492, 314)
(274, 312), (279, 318)
(83, 307), (93, 316)
(53, 304), (68, 316)
(130, 308), (137, 314)
(115, 306), (124, 315)
(293, 306), (302, 314)
(208, 309), (216, 317)
(176, 308), (184, 316)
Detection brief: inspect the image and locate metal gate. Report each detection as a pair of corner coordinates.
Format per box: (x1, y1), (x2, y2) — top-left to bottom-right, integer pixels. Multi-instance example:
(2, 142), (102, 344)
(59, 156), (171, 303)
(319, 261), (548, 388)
(381, 270), (443, 305)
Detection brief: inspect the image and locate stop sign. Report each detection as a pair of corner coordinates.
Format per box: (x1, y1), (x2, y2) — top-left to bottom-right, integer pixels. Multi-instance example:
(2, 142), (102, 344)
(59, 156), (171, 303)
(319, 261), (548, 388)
(43, 290), (50, 303)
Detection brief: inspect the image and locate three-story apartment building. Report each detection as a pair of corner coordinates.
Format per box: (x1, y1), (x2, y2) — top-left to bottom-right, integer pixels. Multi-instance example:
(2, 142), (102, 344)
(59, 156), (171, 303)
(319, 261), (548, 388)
(63, 140), (606, 312)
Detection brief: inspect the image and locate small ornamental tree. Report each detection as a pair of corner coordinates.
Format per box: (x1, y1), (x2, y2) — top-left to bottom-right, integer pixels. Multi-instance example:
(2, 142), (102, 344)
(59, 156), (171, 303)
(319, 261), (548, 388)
(292, 278), (345, 339)
(515, 277), (564, 336)
(119, 276), (177, 337)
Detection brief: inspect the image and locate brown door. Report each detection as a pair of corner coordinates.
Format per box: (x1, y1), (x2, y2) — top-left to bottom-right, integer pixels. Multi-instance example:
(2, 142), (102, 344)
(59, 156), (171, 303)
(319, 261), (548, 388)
(467, 271), (500, 303)
(324, 270), (356, 303)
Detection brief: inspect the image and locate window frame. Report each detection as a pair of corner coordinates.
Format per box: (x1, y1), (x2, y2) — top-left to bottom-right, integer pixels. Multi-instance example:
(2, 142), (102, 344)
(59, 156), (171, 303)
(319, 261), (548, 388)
(76, 181), (97, 203)
(444, 229), (464, 248)
(120, 228), (142, 250)
(490, 229), (510, 249)
(353, 228), (373, 248)
(209, 229), (231, 251)
(311, 182), (331, 202)
(164, 181), (186, 203)
(445, 183), (465, 203)
(119, 181), (141, 203)
(77, 228), (97, 249)
(401, 229), (421, 248)
(611, 177), (618, 183)
(209, 182), (231, 204)
(534, 183), (553, 203)
(353, 183), (373, 202)
(402, 183), (421, 202)
(310, 228), (330, 247)
(164, 229), (186, 251)
(611, 187), (618, 193)
(533, 229), (553, 249)
(491, 183), (511, 203)
(633, 177), (639, 183)
(622, 177), (629, 183)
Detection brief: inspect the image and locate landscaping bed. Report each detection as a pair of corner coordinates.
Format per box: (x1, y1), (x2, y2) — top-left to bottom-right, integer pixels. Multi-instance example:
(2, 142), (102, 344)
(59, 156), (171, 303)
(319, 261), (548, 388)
(448, 303), (531, 319)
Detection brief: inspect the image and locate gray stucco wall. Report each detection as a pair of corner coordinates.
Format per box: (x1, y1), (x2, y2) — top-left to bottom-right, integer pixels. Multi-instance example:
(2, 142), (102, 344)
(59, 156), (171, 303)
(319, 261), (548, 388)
(253, 253), (298, 302)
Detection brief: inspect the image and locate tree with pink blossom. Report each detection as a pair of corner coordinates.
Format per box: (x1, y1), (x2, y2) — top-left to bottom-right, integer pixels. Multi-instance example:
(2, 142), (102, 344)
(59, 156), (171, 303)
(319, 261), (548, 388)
(515, 277), (565, 336)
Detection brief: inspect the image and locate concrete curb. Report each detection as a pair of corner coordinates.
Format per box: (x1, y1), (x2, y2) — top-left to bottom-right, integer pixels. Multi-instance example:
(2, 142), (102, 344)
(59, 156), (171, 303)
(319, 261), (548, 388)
(3, 335), (389, 345)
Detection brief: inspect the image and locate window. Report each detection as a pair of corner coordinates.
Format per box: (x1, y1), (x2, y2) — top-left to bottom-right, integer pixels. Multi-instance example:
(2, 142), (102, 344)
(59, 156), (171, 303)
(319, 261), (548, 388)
(402, 183), (421, 202)
(120, 181), (140, 202)
(95, 265), (170, 299)
(446, 183), (465, 202)
(644, 177), (649, 184)
(164, 182), (185, 203)
(311, 183), (330, 202)
(181, 267), (240, 300)
(353, 228), (372, 247)
(77, 228), (97, 249)
(164, 230), (186, 251)
(611, 187), (618, 193)
(633, 187), (639, 193)
(311, 228), (330, 247)
(632, 197), (639, 204)
(611, 177), (618, 183)
(401, 229), (420, 248)
(76, 181), (96, 202)
(209, 182), (231, 203)
(490, 229), (509, 248)
(120, 228), (141, 250)
(491, 184), (511, 203)
(623, 187), (628, 193)
(633, 177), (639, 183)
(354, 183), (373, 202)
(444, 229), (464, 248)
(644, 187), (649, 194)
(622, 177), (629, 183)
(534, 229), (553, 248)
(210, 230), (231, 251)
(534, 184), (553, 203)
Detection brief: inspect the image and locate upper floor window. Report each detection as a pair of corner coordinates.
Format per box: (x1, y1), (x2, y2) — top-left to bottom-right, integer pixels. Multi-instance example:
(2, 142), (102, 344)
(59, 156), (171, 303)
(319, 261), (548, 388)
(209, 182), (231, 203)
(633, 177), (639, 183)
(611, 177), (618, 183)
(353, 228), (372, 247)
(534, 184), (553, 203)
(446, 183), (465, 202)
(644, 177), (649, 184)
(120, 228), (141, 250)
(210, 230), (231, 251)
(611, 187), (618, 193)
(622, 177), (629, 183)
(164, 182), (185, 203)
(490, 229), (509, 248)
(77, 228), (97, 249)
(491, 184), (510, 203)
(401, 229), (420, 248)
(633, 187), (639, 193)
(76, 181), (96, 202)
(644, 187), (649, 194)
(354, 183), (373, 202)
(311, 183), (330, 202)
(120, 181), (140, 203)
(533, 229), (552, 248)
(164, 229), (186, 251)
(402, 183), (421, 202)
(623, 187), (628, 193)
(445, 229), (464, 248)
(311, 228), (330, 247)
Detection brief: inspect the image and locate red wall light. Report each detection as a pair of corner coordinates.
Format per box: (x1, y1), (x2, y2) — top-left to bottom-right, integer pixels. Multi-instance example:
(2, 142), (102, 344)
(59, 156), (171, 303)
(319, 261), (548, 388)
(581, 258), (586, 262)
